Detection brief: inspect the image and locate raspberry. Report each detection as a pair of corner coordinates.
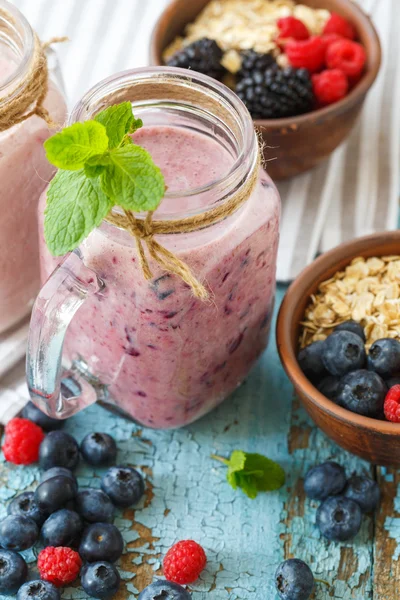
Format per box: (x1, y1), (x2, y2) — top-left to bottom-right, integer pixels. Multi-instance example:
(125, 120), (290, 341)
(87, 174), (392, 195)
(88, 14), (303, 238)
(285, 36), (325, 73)
(163, 540), (206, 584)
(323, 12), (356, 40)
(38, 547), (82, 587)
(384, 384), (400, 423)
(326, 39), (366, 77)
(312, 69), (349, 105)
(2, 418), (44, 465)
(277, 16), (309, 41)
(320, 33), (343, 53)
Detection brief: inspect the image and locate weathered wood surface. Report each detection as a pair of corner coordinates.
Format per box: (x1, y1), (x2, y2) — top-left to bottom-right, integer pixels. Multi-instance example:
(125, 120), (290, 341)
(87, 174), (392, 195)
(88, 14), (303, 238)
(0, 287), (398, 599)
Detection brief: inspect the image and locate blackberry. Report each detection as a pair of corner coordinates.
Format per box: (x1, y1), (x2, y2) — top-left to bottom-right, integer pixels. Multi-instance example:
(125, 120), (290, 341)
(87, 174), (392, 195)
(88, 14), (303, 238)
(235, 65), (314, 119)
(166, 38), (225, 80)
(238, 50), (276, 79)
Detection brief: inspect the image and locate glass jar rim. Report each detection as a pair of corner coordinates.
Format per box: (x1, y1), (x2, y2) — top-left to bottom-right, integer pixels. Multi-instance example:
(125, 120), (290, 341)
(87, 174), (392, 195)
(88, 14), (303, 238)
(69, 66), (258, 206)
(0, 0), (34, 95)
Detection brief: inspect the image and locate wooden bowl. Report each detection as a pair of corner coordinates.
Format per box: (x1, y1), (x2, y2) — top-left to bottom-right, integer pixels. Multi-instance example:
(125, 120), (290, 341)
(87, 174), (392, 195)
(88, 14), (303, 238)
(277, 231), (400, 467)
(150, 0), (381, 180)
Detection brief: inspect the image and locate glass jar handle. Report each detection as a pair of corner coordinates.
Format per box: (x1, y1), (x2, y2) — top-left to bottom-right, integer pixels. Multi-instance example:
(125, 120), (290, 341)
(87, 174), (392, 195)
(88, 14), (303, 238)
(27, 250), (104, 419)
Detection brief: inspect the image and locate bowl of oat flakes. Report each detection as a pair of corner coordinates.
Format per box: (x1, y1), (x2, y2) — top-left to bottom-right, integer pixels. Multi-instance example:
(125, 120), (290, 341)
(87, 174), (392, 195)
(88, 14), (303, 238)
(150, 0), (381, 180)
(277, 231), (400, 467)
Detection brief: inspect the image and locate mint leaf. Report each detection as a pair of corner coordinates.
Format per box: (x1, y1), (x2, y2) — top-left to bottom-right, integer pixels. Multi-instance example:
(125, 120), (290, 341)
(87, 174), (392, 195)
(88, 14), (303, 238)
(44, 170), (112, 256)
(95, 102), (139, 149)
(100, 144), (165, 212)
(44, 121), (109, 170)
(213, 450), (285, 499)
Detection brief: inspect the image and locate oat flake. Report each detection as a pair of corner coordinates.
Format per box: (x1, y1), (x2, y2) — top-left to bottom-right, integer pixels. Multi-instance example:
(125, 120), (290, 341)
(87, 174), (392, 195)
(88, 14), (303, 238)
(300, 256), (400, 350)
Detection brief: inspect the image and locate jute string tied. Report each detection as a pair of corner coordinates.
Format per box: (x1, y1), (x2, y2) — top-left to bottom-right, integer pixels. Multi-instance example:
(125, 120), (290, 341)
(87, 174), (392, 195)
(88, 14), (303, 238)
(0, 6), (67, 132)
(105, 152), (261, 301)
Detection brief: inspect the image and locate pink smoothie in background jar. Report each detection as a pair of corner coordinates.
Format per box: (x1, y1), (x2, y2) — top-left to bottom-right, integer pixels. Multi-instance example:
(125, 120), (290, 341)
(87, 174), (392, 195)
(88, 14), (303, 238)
(0, 2), (66, 334)
(32, 67), (280, 429)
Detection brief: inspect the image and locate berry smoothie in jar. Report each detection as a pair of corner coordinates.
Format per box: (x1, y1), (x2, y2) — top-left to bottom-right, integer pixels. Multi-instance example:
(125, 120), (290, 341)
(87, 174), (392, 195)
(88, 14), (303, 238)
(29, 68), (280, 429)
(0, 0), (66, 333)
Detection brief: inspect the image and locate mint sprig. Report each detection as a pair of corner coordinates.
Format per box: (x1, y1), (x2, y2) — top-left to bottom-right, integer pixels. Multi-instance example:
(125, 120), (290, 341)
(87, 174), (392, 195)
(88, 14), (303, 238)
(43, 102), (164, 256)
(212, 450), (285, 499)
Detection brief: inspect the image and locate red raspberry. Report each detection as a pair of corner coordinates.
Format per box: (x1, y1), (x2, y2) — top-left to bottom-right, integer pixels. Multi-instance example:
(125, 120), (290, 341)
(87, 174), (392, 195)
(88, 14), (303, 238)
(312, 69), (349, 106)
(323, 12), (356, 40)
(384, 384), (400, 423)
(2, 417), (45, 465)
(320, 33), (343, 53)
(277, 16), (309, 41)
(326, 39), (366, 77)
(163, 540), (207, 584)
(38, 547), (82, 587)
(285, 36), (325, 73)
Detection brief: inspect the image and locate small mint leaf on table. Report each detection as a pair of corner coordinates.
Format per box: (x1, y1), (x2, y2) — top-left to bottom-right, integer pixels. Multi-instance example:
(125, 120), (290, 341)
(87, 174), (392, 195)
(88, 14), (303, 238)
(212, 450), (285, 499)
(44, 121), (109, 170)
(44, 170), (113, 256)
(100, 144), (165, 212)
(94, 102), (142, 149)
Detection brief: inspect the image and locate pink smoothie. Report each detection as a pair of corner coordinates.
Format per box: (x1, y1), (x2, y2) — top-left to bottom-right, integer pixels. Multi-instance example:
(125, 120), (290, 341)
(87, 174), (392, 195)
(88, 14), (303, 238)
(39, 126), (280, 428)
(0, 53), (66, 333)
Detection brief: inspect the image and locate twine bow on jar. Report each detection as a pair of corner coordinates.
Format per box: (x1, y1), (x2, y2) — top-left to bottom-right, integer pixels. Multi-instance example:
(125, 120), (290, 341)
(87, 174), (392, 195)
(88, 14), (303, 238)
(0, 6), (67, 132)
(105, 152), (261, 301)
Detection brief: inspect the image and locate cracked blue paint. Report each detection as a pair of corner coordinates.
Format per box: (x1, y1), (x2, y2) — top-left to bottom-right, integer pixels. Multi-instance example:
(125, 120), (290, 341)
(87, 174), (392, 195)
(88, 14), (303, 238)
(0, 287), (386, 598)
(385, 484), (400, 560)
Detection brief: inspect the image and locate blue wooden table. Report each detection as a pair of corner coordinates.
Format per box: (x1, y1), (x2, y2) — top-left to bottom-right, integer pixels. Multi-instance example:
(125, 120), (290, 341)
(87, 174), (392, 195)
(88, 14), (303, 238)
(0, 286), (397, 599)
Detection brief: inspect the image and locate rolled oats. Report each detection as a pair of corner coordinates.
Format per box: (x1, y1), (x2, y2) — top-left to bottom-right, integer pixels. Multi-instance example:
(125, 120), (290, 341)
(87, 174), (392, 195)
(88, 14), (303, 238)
(300, 256), (400, 350)
(163, 0), (330, 72)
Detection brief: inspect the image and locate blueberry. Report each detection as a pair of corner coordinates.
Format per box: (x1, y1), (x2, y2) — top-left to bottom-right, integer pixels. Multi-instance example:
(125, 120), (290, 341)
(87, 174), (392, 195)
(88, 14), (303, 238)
(0, 515), (39, 551)
(368, 338), (400, 377)
(138, 580), (191, 600)
(34, 476), (77, 513)
(0, 549), (27, 594)
(317, 496), (362, 541)
(80, 433), (117, 467)
(40, 466), (77, 485)
(337, 369), (387, 417)
(41, 509), (83, 547)
(322, 331), (366, 376)
(81, 561), (120, 599)
(8, 492), (47, 526)
(386, 376), (400, 389)
(39, 431), (79, 471)
(317, 376), (340, 402)
(22, 401), (64, 432)
(79, 523), (123, 563)
(101, 466), (145, 508)
(275, 558), (314, 600)
(304, 462), (346, 501)
(344, 475), (380, 513)
(76, 489), (115, 524)
(17, 580), (60, 600)
(335, 320), (366, 342)
(297, 341), (327, 381)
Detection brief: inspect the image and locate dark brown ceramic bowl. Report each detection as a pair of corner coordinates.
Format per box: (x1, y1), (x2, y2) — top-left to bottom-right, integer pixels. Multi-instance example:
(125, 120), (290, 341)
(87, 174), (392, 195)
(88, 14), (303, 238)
(150, 0), (381, 180)
(277, 231), (400, 467)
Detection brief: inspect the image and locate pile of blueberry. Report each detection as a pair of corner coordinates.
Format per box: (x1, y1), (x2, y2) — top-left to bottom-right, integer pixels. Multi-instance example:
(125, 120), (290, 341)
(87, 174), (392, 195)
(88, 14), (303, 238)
(305, 461), (380, 542)
(274, 461), (380, 600)
(0, 402), (153, 600)
(298, 320), (400, 419)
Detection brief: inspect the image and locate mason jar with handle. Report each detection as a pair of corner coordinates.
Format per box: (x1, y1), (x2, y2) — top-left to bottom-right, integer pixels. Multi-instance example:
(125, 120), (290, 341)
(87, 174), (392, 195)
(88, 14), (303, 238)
(27, 67), (280, 429)
(0, 0), (67, 334)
